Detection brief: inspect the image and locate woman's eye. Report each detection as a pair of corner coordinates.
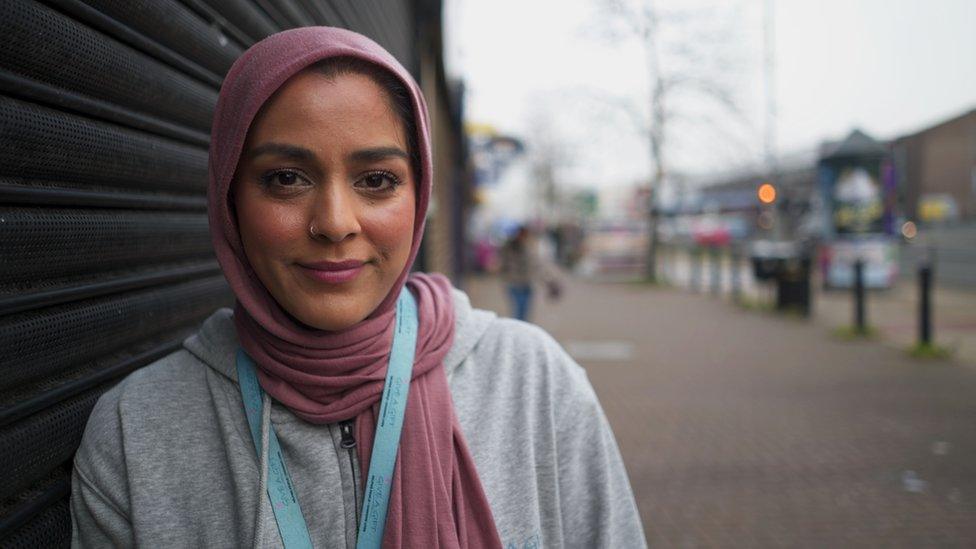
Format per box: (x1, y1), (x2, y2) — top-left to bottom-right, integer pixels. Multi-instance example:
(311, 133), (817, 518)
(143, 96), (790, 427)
(357, 171), (400, 192)
(259, 170), (305, 187)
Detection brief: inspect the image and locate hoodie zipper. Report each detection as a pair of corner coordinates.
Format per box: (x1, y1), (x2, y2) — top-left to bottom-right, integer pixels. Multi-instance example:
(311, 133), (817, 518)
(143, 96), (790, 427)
(339, 420), (360, 530)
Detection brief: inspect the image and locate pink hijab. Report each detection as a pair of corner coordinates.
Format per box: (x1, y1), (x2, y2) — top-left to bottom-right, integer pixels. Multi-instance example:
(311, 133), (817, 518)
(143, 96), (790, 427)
(208, 26), (501, 548)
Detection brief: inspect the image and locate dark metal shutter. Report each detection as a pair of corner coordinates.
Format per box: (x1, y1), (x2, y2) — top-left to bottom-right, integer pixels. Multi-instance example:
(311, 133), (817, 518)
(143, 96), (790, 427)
(0, 1), (418, 545)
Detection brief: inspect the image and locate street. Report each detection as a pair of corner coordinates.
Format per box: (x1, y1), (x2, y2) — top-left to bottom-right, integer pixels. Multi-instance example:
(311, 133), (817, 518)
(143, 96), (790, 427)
(465, 275), (976, 547)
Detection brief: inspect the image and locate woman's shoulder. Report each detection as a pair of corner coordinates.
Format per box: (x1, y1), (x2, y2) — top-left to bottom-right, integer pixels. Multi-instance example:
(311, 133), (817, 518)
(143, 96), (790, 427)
(83, 350), (210, 441)
(109, 348), (210, 403)
(83, 309), (237, 436)
(449, 288), (595, 413)
(478, 316), (590, 392)
(74, 347), (213, 487)
(480, 316), (566, 362)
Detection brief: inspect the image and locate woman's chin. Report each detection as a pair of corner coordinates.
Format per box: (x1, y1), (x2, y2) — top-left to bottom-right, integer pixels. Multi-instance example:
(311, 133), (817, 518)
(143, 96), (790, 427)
(273, 279), (378, 331)
(295, 309), (368, 332)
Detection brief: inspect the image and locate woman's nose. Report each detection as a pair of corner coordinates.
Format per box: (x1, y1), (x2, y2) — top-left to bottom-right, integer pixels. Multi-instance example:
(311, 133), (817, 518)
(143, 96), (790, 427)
(309, 184), (361, 243)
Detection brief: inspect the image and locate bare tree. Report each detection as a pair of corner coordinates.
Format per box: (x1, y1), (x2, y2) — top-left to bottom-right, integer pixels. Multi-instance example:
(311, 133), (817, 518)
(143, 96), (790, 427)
(525, 99), (579, 228)
(595, 0), (748, 282)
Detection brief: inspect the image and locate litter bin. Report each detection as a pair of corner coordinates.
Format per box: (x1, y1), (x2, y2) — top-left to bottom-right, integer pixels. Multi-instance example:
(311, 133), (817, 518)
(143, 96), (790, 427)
(775, 254), (811, 316)
(751, 255), (781, 281)
(750, 239), (795, 281)
(749, 239), (812, 315)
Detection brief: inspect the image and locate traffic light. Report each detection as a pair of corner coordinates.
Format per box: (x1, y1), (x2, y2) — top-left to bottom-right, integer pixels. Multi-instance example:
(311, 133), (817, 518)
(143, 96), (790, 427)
(757, 182), (776, 204)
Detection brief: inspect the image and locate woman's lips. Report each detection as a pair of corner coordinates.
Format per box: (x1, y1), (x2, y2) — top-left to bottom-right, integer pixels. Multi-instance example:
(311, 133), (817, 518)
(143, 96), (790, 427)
(296, 260), (365, 284)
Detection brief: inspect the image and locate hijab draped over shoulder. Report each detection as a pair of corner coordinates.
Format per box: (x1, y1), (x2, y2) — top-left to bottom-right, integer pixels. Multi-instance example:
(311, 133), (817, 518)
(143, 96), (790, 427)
(208, 26), (501, 548)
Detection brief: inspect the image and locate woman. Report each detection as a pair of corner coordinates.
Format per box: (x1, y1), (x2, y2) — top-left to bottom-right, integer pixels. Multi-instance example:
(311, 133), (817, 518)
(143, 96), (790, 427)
(71, 27), (645, 548)
(500, 225), (534, 321)
(499, 225), (560, 322)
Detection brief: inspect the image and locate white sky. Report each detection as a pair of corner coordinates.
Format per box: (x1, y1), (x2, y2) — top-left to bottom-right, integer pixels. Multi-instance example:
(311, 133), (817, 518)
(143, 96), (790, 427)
(446, 0), (976, 192)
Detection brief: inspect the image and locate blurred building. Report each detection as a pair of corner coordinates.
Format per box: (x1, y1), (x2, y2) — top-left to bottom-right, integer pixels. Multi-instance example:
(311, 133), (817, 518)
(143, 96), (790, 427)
(689, 106), (976, 240)
(892, 108), (976, 223)
(0, 1), (463, 545)
(679, 155), (818, 242)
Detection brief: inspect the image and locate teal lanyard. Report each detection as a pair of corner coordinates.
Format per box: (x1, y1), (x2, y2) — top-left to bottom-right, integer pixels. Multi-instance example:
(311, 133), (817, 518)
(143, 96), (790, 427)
(236, 289), (419, 549)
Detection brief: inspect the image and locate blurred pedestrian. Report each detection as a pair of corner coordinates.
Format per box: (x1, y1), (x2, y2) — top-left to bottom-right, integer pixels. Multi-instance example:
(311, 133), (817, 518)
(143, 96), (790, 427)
(70, 26), (644, 548)
(500, 225), (561, 321)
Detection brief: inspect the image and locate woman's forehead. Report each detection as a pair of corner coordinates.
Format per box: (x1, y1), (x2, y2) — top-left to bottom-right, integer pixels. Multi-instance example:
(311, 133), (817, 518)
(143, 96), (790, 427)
(244, 71), (408, 154)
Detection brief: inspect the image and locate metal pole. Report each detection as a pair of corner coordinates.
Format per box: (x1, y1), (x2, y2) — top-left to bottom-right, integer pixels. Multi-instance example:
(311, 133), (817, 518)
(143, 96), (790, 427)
(690, 247), (701, 292)
(919, 262), (932, 346)
(800, 253), (812, 317)
(763, 0), (781, 240)
(853, 259), (865, 332)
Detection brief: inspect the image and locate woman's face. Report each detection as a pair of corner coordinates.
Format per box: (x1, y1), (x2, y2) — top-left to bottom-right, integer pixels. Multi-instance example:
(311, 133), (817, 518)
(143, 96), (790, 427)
(234, 70), (417, 331)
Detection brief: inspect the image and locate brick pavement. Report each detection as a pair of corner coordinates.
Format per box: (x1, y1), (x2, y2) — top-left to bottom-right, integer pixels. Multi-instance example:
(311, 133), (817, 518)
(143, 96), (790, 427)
(464, 275), (976, 548)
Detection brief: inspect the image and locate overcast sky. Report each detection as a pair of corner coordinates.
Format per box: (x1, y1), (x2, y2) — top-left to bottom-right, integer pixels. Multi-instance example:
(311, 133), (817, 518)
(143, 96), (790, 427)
(446, 0), (976, 191)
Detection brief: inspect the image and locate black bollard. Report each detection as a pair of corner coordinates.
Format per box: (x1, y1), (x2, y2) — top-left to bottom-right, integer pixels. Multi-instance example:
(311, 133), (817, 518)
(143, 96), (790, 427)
(919, 262), (932, 346)
(853, 259), (866, 332)
(690, 248), (702, 292)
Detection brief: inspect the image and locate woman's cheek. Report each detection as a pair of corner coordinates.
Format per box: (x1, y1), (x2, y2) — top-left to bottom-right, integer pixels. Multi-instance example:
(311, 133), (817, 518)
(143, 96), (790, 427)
(366, 197), (415, 255)
(268, 206), (308, 247)
(241, 198), (307, 259)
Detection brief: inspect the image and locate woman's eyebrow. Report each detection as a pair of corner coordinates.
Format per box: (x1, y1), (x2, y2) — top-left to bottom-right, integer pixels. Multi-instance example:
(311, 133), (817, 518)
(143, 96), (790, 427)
(349, 146), (409, 163)
(246, 142), (316, 161)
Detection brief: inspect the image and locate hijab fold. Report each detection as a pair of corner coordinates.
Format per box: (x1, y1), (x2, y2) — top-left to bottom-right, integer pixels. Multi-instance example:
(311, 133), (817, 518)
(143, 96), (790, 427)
(208, 26), (501, 548)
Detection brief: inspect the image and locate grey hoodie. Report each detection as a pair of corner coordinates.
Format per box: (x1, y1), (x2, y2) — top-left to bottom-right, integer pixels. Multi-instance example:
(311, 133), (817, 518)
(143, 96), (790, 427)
(71, 290), (646, 548)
